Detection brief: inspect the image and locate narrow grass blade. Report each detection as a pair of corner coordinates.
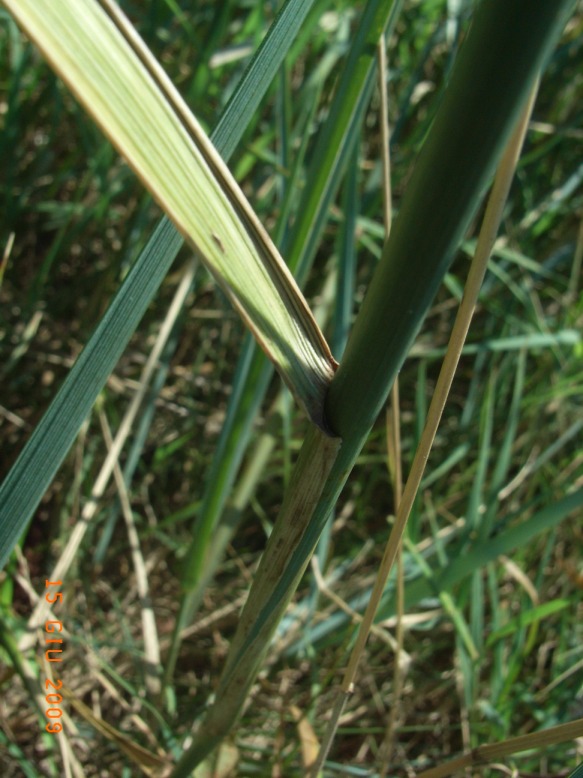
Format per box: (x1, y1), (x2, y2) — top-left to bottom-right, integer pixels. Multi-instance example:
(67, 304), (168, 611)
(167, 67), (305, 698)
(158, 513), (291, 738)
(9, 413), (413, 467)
(99, 411), (162, 697)
(332, 148), (361, 359)
(212, 0), (319, 161)
(0, 220), (182, 570)
(441, 591), (479, 661)
(4, 0), (337, 427)
(412, 329), (581, 357)
(416, 717), (583, 778)
(93, 261), (197, 563)
(400, 488), (583, 621)
(466, 375), (495, 533)
(285, 0), (404, 281)
(486, 599), (570, 648)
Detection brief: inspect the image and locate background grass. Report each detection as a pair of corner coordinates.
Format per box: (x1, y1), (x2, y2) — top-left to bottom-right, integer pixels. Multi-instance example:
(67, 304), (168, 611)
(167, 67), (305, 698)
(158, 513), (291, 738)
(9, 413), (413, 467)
(1, 0), (582, 775)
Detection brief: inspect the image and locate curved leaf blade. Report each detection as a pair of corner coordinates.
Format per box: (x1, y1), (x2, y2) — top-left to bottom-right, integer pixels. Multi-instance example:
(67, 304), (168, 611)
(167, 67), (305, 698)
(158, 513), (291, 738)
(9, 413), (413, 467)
(4, 0), (337, 426)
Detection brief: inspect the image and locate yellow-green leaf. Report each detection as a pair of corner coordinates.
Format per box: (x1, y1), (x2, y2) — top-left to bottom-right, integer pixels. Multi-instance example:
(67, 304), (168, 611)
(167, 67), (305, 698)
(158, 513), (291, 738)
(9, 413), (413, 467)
(4, 0), (337, 428)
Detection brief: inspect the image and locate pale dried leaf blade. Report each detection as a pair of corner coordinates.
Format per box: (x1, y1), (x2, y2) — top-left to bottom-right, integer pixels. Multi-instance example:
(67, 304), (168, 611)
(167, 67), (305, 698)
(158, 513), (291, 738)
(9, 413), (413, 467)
(4, 0), (337, 429)
(290, 704), (320, 769)
(193, 743), (239, 778)
(61, 686), (171, 776)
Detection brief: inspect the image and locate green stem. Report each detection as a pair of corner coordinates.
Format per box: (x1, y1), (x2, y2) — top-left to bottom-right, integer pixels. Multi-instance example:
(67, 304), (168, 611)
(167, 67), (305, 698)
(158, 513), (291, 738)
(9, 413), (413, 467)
(173, 0), (576, 769)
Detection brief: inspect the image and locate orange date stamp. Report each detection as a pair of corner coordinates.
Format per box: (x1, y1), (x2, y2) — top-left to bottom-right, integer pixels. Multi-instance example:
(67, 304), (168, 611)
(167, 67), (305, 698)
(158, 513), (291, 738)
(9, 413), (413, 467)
(44, 579), (64, 733)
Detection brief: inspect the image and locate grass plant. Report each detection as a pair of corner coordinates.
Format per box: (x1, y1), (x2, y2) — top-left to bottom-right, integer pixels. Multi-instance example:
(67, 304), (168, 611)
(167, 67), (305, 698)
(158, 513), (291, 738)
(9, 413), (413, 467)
(0, 0), (582, 775)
